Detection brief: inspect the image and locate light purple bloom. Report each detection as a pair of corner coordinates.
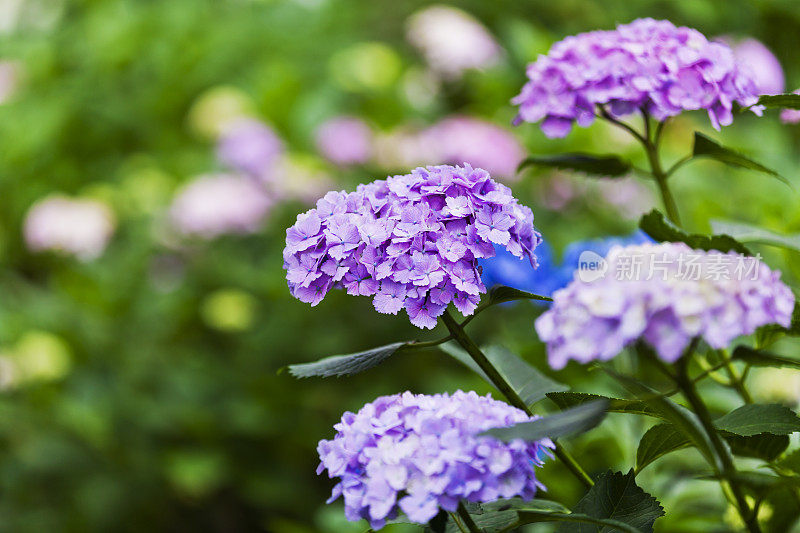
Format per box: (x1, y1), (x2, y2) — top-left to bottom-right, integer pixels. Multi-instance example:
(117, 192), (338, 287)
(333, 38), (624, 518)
(315, 116), (373, 166)
(317, 391), (553, 529)
(216, 118), (284, 179)
(169, 174), (272, 239)
(513, 18), (763, 137)
(781, 89), (800, 124)
(283, 164), (541, 328)
(536, 242), (796, 369)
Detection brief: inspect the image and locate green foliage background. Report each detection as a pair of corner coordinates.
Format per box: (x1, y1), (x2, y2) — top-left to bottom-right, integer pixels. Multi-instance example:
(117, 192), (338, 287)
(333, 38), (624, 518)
(1, 0), (800, 531)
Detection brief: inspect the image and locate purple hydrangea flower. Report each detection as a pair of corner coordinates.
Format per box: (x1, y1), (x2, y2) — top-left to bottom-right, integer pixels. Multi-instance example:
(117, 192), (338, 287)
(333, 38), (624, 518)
(283, 164), (541, 329)
(513, 18), (763, 137)
(317, 390), (553, 529)
(536, 242), (795, 369)
(315, 116), (373, 166)
(781, 89), (800, 124)
(216, 118), (284, 179)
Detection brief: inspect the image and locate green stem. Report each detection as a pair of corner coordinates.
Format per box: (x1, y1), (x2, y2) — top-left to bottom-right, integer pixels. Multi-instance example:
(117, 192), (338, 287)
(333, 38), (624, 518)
(641, 114), (681, 226)
(673, 356), (760, 533)
(718, 349), (753, 404)
(456, 502), (482, 533)
(440, 310), (595, 489)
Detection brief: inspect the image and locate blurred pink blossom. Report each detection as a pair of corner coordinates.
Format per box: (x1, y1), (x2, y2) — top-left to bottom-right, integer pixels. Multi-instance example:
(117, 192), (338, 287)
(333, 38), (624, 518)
(24, 196), (115, 260)
(423, 116), (525, 180)
(169, 174), (272, 238)
(722, 37), (784, 95)
(216, 118), (284, 180)
(781, 90), (800, 124)
(406, 5), (501, 80)
(314, 116), (373, 166)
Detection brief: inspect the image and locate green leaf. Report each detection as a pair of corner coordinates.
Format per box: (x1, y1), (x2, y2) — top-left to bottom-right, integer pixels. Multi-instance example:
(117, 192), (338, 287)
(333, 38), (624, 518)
(441, 343), (567, 406)
(518, 153), (631, 177)
(636, 423), (691, 473)
(715, 404), (800, 436)
(287, 341), (408, 378)
(602, 367), (721, 470)
(710, 220), (800, 252)
(547, 392), (663, 418)
(548, 470), (664, 532)
(444, 499), (569, 533)
(516, 510), (643, 533)
(482, 400), (607, 442)
(757, 93), (800, 110)
(692, 132), (788, 186)
(775, 449), (800, 476)
(722, 433), (790, 462)
(639, 209), (752, 255)
(731, 346), (800, 370)
(485, 285), (552, 306)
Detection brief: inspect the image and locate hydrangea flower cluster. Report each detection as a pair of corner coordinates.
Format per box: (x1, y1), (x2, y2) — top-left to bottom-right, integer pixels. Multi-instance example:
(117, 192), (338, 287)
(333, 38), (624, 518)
(536, 242), (795, 369)
(317, 390), (552, 529)
(513, 18), (762, 137)
(284, 164), (540, 328)
(480, 231), (653, 298)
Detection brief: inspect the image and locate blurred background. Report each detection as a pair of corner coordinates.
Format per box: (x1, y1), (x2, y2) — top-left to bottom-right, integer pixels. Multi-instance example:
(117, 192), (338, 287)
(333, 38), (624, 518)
(1, 0), (800, 531)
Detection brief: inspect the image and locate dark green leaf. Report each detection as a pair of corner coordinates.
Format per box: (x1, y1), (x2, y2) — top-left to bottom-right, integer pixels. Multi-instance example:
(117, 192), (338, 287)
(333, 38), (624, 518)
(427, 509), (448, 533)
(516, 510), (642, 533)
(692, 132), (788, 186)
(731, 346), (800, 370)
(482, 400), (608, 442)
(486, 285), (552, 306)
(715, 404), (800, 436)
(518, 153), (631, 177)
(444, 499), (570, 533)
(775, 449), (800, 476)
(710, 220), (800, 252)
(547, 392), (663, 418)
(636, 424), (691, 473)
(602, 367), (721, 470)
(639, 209), (751, 255)
(287, 342), (408, 378)
(722, 433), (789, 462)
(755, 304), (800, 346)
(551, 470), (665, 533)
(442, 343), (567, 406)
(758, 93), (800, 110)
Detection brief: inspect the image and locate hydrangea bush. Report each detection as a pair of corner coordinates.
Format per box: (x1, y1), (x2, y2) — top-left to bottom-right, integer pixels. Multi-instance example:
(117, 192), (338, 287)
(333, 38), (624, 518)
(285, 16), (800, 533)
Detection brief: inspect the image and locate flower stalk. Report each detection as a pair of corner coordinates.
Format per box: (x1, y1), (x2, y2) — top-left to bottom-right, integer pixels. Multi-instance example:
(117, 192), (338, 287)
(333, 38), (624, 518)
(441, 310), (595, 489)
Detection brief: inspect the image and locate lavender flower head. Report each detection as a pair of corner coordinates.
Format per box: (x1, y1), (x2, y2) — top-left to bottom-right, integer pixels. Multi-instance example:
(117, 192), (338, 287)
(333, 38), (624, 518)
(169, 174), (272, 239)
(424, 116), (526, 180)
(536, 242), (795, 369)
(283, 164), (540, 328)
(317, 390), (552, 529)
(24, 195), (115, 261)
(513, 18), (763, 138)
(781, 89), (800, 124)
(406, 5), (501, 80)
(216, 118), (284, 180)
(315, 116), (373, 166)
